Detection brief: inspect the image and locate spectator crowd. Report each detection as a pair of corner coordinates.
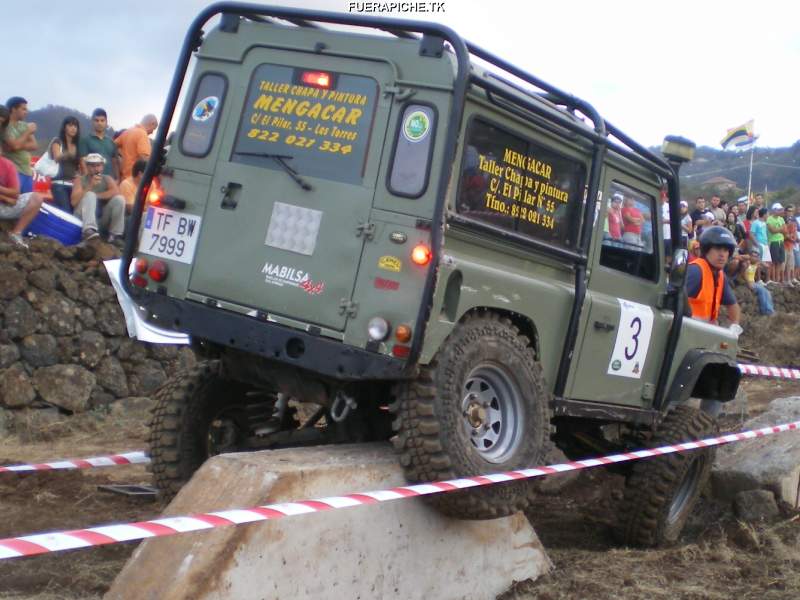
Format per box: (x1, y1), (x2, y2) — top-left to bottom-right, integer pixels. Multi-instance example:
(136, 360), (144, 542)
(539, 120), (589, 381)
(684, 192), (800, 316)
(0, 96), (157, 249)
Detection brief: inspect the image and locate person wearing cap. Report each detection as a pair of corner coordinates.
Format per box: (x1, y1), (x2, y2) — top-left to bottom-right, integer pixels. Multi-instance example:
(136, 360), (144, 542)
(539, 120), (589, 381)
(766, 202), (786, 284)
(686, 226), (741, 327)
(70, 153), (125, 243)
(680, 200), (693, 247)
(2, 97), (37, 193)
(607, 193), (623, 240)
(79, 108), (119, 179)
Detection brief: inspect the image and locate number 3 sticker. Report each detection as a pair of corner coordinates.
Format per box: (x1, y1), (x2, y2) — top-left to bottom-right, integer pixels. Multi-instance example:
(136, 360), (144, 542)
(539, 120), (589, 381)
(607, 299), (654, 379)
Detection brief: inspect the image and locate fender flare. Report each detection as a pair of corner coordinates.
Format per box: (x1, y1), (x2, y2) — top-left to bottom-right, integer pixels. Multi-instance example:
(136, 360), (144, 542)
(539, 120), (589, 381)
(664, 349), (741, 409)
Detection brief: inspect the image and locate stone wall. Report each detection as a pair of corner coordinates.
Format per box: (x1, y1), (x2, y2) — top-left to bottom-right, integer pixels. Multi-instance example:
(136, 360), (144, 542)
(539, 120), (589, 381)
(0, 235), (195, 428)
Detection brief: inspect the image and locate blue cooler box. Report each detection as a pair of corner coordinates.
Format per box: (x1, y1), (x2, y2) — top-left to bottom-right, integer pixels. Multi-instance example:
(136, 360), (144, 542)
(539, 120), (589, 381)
(24, 204), (82, 246)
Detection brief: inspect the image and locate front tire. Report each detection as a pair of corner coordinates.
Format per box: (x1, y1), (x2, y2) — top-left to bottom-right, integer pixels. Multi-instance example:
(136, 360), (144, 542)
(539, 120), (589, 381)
(391, 314), (551, 519)
(617, 405), (718, 547)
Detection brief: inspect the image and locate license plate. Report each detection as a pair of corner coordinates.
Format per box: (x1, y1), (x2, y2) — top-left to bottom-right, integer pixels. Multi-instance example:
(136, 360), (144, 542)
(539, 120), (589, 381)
(141, 206), (202, 264)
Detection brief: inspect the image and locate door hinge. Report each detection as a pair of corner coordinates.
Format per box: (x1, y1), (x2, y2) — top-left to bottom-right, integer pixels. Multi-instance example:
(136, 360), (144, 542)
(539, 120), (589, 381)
(642, 383), (655, 401)
(356, 221), (376, 240)
(338, 299), (359, 317)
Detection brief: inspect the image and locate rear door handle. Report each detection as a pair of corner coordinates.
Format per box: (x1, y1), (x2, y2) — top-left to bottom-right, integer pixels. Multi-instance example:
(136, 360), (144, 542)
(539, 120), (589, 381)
(594, 320), (615, 332)
(220, 182), (242, 210)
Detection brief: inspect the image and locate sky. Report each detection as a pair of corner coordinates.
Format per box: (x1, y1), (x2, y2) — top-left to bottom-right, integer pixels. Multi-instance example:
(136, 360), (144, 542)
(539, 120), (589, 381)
(6, 0), (798, 149)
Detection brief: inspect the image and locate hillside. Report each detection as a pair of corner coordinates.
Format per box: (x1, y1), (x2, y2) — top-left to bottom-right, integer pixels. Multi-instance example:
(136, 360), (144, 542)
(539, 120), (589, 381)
(681, 144), (800, 192)
(28, 105), (115, 151)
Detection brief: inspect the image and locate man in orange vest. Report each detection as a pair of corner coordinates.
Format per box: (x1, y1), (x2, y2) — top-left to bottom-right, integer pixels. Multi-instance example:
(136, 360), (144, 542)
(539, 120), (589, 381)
(686, 226), (741, 328)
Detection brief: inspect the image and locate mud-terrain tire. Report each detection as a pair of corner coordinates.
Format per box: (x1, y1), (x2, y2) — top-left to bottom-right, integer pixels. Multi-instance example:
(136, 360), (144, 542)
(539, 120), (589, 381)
(391, 313), (551, 519)
(147, 361), (249, 498)
(617, 405), (718, 547)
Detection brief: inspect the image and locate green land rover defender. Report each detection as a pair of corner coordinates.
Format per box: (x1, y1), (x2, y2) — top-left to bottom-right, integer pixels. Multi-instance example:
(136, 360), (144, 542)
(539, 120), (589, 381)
(121, 3), (742, 546)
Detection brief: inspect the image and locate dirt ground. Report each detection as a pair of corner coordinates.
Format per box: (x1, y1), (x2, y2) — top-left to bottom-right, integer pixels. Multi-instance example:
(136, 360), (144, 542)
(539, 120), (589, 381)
(2, 385), (800, 599)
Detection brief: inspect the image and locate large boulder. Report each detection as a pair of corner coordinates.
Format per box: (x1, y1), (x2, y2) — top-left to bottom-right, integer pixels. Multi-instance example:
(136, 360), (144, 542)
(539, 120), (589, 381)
(4, 297), (39, 339)
(0, 264), (26, 299)
(0, 363), (37, 408)
(712, 396), (800, 507)
(95, 356), (130, 398)
(32, 364), (96, 413)
(77, 330), (106, 368)
(19, 334), (59, 368)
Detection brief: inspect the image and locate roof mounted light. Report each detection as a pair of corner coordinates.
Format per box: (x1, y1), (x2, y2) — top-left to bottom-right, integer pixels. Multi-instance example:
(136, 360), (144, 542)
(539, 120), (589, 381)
(661, 135), (696, 165)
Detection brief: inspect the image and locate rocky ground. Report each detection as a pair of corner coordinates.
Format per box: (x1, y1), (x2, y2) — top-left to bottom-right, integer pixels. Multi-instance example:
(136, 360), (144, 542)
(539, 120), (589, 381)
(2, 235), (800, 599)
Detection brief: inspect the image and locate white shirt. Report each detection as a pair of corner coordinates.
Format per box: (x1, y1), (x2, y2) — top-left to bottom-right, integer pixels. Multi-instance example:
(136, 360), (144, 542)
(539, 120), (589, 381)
(662, 202), (671, 240)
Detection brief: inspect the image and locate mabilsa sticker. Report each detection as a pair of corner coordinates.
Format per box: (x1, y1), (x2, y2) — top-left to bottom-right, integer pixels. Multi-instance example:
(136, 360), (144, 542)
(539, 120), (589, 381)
(261, 262), (324, 295)
(378, 255), (402, 272)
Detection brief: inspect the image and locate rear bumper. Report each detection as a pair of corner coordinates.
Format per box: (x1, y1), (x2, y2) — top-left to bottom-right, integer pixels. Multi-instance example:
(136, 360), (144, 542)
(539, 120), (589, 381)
(137, 293), (410, 380)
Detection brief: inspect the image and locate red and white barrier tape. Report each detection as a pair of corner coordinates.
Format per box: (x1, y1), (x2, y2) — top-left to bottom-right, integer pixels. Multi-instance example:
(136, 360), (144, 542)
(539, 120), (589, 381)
(0, 451), (149, 474)
(0, 363), (789, 476)
(739, 363), (800, 379)
(1, 420), (798, 561)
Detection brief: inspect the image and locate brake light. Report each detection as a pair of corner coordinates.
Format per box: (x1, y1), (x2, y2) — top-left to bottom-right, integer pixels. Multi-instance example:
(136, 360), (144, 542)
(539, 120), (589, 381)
(411, 244), (432, 266)
(301, 70), (332, 89)
(147, 179), (164, 205)
(130, 274), (148, 288)
(134, 258), (149, 274)
(148, 260), (169, 282)
(392, 345), (411, 358)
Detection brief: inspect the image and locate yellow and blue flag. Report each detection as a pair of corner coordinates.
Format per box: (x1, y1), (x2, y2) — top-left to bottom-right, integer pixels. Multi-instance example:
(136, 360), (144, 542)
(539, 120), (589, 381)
(720, 120), (757, 151)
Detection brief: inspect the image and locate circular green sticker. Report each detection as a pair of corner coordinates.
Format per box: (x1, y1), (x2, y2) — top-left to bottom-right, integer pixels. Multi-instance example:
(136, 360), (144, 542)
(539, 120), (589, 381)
(403, 110), (430, 143)
(611, 359), (622, 371)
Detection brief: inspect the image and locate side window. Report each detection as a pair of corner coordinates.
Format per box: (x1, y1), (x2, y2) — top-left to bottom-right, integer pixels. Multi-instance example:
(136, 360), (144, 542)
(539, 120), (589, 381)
(600, 182), (658, 280)
(180, 73), (227, 158)
(456, 118), (586, 250)
(388, 104), (436, 197)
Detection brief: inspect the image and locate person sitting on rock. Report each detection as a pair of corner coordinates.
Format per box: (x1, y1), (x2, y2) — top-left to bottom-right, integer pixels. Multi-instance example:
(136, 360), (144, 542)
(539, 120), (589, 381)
(70, 153), (125, 244)
(0, 133), (43, 250)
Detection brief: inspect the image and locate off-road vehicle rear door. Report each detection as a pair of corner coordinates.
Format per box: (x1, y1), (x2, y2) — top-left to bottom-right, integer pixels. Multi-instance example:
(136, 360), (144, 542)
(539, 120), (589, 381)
(567, 169), (673, 407)
(188, 49), (393, 331)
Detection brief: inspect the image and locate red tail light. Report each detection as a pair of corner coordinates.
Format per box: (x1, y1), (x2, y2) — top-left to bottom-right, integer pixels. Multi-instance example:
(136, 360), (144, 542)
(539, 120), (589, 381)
(392, 345), (411, 358)
(301, 70), (332, 88)
(134, 258), (149, 274)
(148, 260), (169, 282)
(147, 179), (164, 205)
(411, 244), (432, 266)
(131, 274), (148, 288)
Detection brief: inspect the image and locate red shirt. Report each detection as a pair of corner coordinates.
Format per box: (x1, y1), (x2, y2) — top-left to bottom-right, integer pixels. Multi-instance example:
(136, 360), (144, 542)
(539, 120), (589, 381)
(621, 206), (643, 234)
(607, 207), (622, 238)
(0, 156), (20, 190)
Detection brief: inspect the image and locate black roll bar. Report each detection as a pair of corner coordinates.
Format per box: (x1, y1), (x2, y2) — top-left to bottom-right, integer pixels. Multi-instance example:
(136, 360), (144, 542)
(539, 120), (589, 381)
(121, 3), (685, 409)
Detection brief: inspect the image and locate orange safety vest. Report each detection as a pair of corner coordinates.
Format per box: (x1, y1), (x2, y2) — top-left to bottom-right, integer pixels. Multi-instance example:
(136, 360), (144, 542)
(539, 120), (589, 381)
(687, 258), (725, 322)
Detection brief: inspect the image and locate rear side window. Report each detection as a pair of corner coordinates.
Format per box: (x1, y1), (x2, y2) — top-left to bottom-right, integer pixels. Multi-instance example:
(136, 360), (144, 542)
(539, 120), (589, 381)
(181, 73), (227, 157)
(600, 182), (659, 280)
(388, 104), (436, 197)
(456, 118), (586, 250)
(231, 63), (378, 184)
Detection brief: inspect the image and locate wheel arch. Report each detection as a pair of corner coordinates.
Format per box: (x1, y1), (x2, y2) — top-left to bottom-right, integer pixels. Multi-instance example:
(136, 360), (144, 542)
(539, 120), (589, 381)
(456, 306), (540, 360)
(665, 349), (741, 408)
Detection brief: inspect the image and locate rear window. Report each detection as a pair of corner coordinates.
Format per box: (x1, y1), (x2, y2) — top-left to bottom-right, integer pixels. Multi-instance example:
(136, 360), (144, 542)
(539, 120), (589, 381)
(231, 63), (378, 184)
(456, 118), (586, 249)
